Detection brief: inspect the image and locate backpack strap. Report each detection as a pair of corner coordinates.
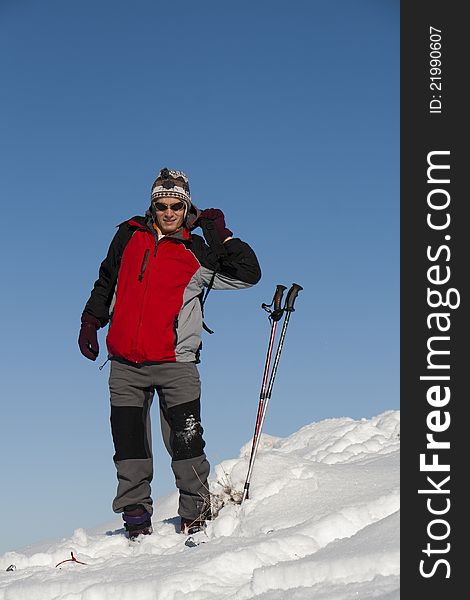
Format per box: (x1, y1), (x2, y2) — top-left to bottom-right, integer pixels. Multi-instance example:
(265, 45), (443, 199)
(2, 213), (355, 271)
(198, 218), (229, 334)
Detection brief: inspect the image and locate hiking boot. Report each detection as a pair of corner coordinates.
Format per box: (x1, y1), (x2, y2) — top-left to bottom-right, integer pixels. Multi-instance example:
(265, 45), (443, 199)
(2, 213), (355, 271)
(123, 505), (153, 540)
(180, 516), (207, 536)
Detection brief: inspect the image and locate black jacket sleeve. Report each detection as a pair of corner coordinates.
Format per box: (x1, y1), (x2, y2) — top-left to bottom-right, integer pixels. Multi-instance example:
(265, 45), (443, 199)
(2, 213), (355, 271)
(82, 223), (135, 327)
(190, 234), (261, 286)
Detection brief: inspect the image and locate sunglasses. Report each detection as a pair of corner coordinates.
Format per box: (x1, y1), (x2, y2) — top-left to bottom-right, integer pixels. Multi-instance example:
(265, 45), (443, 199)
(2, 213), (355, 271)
(153, 201), (186, 212)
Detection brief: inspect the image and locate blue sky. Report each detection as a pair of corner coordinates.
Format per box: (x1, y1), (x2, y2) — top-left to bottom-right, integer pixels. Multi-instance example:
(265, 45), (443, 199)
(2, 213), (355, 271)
(0, 0), (399, 553)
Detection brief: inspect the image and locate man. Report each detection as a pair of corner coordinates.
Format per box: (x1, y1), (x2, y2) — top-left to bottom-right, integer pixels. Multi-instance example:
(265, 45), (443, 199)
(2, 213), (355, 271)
(78, 168), (261, 539)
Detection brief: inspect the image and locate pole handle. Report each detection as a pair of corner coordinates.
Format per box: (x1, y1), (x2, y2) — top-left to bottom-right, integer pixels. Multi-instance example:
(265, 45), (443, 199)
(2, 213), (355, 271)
(272, 284), (287, 320)
(262, 284), (287, 322)
(284, 283), (303, 312)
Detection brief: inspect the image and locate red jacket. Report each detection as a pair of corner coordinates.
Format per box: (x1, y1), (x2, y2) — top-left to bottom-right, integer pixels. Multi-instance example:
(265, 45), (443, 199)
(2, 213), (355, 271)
(83, 216), (261, 364)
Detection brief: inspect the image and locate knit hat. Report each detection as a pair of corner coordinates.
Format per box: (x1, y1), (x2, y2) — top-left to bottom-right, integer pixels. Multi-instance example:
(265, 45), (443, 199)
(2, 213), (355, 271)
(151, 168), (191, 206)
(149, 168), (200, 228)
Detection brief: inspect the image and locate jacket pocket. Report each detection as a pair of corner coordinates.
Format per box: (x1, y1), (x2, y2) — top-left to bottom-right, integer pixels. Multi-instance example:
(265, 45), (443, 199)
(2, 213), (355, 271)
(173, 315), (179, 348)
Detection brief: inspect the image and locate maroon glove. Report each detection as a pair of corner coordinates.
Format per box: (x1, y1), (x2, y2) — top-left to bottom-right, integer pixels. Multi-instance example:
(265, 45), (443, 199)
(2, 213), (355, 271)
(198, 208), (233, 242)
(78, 313), (100, 360)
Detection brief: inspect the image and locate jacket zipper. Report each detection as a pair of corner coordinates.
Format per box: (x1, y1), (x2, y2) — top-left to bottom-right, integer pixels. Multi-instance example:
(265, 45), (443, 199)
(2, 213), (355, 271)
(138, 249), (150, 282)
(135, 247), (153, 358)
(134, 239), (159, 359)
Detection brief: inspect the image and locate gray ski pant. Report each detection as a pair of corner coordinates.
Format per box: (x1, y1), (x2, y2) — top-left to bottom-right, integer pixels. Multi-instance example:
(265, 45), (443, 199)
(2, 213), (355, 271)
(109, 359), (210, 521)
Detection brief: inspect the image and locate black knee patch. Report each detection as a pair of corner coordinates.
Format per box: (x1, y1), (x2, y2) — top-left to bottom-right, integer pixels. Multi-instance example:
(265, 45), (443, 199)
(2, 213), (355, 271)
(111, 405), (151, 460)
(168, 398), (205, 461)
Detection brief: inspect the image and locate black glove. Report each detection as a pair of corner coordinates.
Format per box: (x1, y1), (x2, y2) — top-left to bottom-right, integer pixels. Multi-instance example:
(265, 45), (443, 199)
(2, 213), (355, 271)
(78, 313), (100, 360)
(197, 208), (233, 241)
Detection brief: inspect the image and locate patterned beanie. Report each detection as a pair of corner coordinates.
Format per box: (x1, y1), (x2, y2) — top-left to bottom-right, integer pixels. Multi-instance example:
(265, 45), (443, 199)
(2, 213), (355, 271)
(151, 168), (191, 207)
(149, 168), (200, 228)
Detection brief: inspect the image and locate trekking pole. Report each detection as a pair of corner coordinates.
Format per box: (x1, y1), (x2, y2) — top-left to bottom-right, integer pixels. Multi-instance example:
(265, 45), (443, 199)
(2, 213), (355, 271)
(240, 285), (286, 503)
(241, 283), (303, 504)
(244, 284), (286, 491)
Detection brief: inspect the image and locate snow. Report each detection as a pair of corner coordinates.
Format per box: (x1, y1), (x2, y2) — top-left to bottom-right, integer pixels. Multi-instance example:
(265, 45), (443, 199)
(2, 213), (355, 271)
(0, 411), (399, 599)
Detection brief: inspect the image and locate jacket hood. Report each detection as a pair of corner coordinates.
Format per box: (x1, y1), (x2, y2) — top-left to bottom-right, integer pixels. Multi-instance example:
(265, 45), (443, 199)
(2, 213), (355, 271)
(186, 201), (201, 229)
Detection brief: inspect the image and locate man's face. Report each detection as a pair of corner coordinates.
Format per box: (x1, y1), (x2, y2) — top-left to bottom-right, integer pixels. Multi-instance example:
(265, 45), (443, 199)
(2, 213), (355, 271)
(153, 197), (186, 234)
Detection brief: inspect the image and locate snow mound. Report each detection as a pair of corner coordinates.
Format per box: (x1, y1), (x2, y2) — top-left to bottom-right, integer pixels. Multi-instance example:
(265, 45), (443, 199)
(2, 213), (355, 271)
(0, 411), (399, 600)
